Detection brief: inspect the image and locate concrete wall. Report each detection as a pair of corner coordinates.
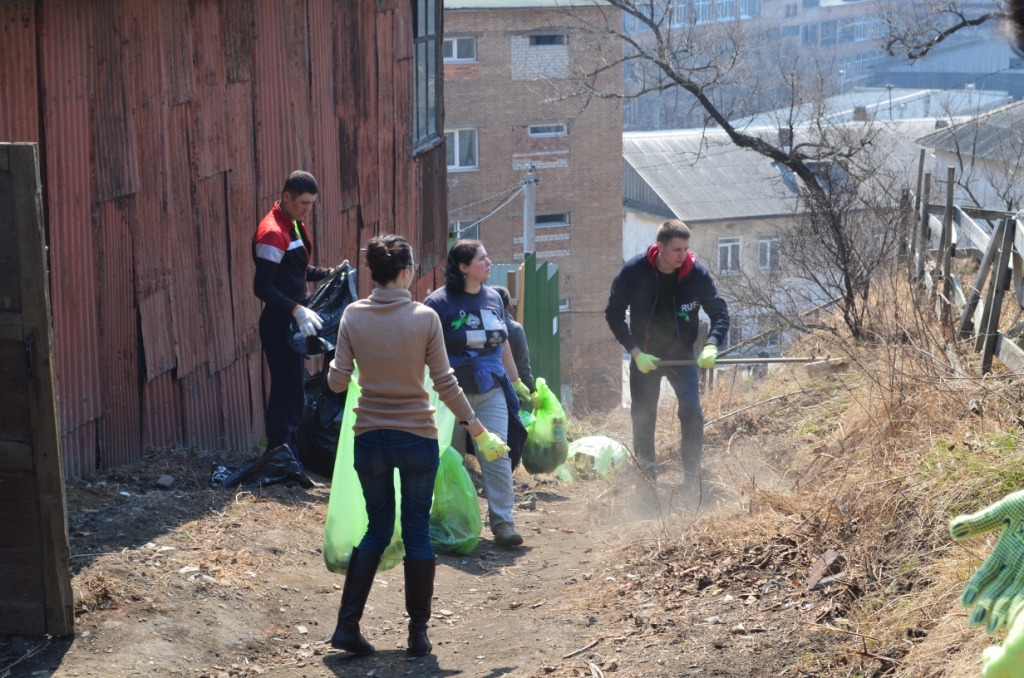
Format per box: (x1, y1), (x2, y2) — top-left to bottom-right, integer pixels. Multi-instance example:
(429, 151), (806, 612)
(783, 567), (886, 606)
(444, 6), (624, 412)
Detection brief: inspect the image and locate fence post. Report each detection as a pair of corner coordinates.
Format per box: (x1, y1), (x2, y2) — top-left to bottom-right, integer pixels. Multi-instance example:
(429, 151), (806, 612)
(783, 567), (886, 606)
(916, 172), (931, 283)
(959, 219), (1005, 341)
(980, 218), (1014, 374)
(939, 166), (955, 324)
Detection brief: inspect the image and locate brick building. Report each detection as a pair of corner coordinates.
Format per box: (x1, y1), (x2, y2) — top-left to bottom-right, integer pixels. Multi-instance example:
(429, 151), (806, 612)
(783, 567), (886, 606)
(443, 0), (624, 411)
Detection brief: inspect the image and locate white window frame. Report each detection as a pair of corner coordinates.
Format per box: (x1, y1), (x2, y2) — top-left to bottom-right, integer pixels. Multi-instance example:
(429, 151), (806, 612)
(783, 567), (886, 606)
(528, 123), (567, 137)
(694, 0), (712, 23)
(413, 0), (440, 150)
(535, 212), (571, 228)
(445, 128), (478, 171)
(449, 220), (480, 240)
(758, 235), (780, 272)
(670, 1), (688, 26)
(717, 0), (736, 21)
(559, 298), (571, 313)
(718, 237), (741, 275)
(739, 0), (759, 19)
(442, 36), (477, 63)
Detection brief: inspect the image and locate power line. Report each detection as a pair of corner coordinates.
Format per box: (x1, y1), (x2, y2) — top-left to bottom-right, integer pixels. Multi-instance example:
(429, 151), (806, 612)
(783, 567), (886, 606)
(452, 183), (527, 236)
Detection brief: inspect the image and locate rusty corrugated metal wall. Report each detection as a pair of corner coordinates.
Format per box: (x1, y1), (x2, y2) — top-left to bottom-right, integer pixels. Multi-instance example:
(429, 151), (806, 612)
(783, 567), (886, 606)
(0, 0), (447, 478)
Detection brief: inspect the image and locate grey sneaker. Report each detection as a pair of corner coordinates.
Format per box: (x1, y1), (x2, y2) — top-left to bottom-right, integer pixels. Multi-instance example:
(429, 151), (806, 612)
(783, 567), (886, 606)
(493, 522), (523, 547)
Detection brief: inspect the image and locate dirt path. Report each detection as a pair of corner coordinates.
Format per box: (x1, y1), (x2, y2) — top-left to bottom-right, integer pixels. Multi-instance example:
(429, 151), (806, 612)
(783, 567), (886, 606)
(3, 423), (850, 678)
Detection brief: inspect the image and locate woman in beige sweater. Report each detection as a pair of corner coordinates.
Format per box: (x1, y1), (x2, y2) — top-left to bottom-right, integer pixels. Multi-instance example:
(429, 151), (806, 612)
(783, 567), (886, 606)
(326, 234), (506, 658)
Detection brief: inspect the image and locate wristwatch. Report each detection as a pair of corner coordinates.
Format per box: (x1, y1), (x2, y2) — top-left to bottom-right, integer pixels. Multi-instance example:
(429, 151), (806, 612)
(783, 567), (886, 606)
(460, 416), (478, 427)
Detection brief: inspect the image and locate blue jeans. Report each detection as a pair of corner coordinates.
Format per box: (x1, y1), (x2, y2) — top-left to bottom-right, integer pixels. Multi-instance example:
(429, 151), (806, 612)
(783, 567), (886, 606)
(629, 360), (703, 483)
(354, 429), (439, 561)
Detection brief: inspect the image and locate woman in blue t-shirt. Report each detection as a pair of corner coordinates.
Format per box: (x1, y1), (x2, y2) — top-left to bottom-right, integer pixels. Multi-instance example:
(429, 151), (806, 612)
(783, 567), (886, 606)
(424, 240), (530, 547)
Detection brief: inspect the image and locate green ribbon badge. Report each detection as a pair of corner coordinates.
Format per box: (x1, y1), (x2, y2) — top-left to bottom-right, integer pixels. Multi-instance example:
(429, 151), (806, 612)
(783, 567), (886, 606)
(451, 312), (470, 331)
(677, 311), (691, 322)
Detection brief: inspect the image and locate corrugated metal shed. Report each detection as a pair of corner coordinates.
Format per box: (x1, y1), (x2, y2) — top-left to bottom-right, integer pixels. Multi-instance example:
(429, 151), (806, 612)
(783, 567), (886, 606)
(918, 100), (1024, 165)
(1, 0), (448, 477)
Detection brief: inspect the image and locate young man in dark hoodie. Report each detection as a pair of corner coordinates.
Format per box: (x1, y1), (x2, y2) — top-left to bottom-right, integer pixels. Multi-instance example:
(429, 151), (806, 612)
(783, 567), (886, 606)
(605, 220), (730, 492)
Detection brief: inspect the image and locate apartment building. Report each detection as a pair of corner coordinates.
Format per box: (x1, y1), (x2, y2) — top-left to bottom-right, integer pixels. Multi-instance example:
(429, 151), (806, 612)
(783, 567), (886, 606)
(444, 0), (624, 411)
(623, 0), (894, 130)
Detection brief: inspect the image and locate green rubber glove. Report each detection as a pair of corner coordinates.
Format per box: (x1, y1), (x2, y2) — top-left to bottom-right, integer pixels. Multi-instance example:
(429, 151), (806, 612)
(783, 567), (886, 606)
(983, 609), (1024, 677)
(633, 352), (660, 374)
(512, 378), (531, 402)
(473, 429), (510, 462)
(697, 344), (718, 369)
(950, 489), (1024, 633)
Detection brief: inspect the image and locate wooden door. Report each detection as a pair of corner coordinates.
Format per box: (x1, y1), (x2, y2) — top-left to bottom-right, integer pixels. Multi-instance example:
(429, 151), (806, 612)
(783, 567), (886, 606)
(0, 143), (74, 636)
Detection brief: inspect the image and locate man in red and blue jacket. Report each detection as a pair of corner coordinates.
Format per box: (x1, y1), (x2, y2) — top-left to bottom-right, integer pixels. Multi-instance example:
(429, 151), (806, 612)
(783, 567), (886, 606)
(605, 219), (730, 491)
(253, 171), (334, 451)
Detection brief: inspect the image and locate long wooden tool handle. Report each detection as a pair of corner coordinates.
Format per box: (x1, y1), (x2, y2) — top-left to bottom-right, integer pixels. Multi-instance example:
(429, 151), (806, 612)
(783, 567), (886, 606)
(656, 357), (826, 367)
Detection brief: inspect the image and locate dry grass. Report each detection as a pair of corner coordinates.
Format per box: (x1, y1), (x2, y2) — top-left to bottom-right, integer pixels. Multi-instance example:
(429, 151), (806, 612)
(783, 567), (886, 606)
(566, 265), (1024, 677)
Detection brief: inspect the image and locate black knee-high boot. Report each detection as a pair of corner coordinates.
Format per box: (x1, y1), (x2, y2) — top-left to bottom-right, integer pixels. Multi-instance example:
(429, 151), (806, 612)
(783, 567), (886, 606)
(331, 547), (381, 655)
(404, 557), (436, 656)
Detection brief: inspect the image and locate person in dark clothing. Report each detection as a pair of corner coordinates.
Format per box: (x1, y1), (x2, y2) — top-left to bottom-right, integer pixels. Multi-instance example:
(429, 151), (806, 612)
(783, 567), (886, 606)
(490, 285), (535, 393)
(605, 220), (730, 491)
(253, 171), (337, 451)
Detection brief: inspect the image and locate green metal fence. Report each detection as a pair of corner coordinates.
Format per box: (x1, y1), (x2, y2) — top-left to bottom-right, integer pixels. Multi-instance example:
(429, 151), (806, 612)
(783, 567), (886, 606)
(519, 253), (561, 397)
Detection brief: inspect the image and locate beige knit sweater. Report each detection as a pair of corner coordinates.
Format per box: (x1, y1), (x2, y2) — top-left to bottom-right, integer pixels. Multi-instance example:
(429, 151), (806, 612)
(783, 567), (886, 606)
(327, 287), (474, 439)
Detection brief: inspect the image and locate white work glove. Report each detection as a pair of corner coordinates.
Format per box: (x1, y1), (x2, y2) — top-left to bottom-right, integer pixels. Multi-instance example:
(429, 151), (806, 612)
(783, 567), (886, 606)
(292, 305), (323, 337)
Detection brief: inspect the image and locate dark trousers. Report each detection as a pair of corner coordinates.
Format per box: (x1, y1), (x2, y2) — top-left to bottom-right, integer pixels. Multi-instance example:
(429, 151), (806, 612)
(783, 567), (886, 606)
(353, 429), (440, 561)
(629, 359), (703, 483)
(260, 309), (304, 450)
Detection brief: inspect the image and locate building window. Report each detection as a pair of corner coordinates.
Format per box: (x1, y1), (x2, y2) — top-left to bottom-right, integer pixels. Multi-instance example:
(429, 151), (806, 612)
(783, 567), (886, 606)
(802, 0), (818, 8)
(739, 0), (759, 18)
(838, 18), (855, 43)
(413, 0), (440, 149)
(758, 236), (780, 272)
(535, 212), (570, 228)
(671, 1), (689, 26)
(443, 37), (476, 62)
(445, 129), (478, 170)
(781, 25), (800, 38)
(449, 220), (480, 241)
(820, 20), (837, 45)
(695, 0), (712, 23)
(718, 237), (741, 275)
(717, 0), (736, 20)
(530, 34), (565, 46)
(802, 23), (818, 46)
(559, 298), (571, 313)
(528, 123), (567, 137)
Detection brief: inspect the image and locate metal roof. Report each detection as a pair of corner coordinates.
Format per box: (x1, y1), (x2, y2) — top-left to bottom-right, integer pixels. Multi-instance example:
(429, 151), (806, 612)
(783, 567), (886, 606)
(445, 0), (604, 8)
(623, 124), (922, 223)
(738, 88), (1011, 129)
(918, 100), (1024, 165)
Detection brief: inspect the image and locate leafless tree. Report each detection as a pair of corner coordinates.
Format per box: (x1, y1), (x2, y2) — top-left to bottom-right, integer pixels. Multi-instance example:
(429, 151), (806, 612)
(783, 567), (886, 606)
(558, 1), (915, 338)
(877, 0), (1002, 61)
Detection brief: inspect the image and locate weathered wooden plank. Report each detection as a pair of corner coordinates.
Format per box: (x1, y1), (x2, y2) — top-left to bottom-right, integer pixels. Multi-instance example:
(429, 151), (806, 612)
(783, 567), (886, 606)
(996, 333), (1024, 375)
(376, 10), (397, 234)
(959, 220), (1005, 342)
(982, 220), (1015, 374)
(0, 313), (22, 341)
(334, 3), (361, 212)
(354, 0), (379, 226)
(222, 0), (254, 83)
(0, 602), (46, 636)
(0, 340), (32, 443)
(308, 0), (344, 265)
(0, 170), (21, 313)
(8, 144), (74, 635)
(0, 441), (33, 472)
(91, 0), (141, 201)
(195, 173), (236, 372)
(956, 207), (992, 252)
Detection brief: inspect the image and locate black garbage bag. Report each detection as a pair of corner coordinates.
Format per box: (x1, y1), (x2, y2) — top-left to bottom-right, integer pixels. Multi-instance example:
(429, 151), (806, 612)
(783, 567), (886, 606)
(210, 443), (314, 489)
(296, 368), (346, 477)
(288, 262), (358, 357)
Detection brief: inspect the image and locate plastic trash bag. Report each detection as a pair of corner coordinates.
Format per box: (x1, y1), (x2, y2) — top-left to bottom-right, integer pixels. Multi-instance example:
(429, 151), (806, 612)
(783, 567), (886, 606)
(429, 446), (482, 555)
(289, 263), (358, 357)
(210, 443), (314, 489)
(296, 367), (346, 478)
(554, 436), (631, 483)
(323, 371), (406, 574)
(521, 378), (569, 475)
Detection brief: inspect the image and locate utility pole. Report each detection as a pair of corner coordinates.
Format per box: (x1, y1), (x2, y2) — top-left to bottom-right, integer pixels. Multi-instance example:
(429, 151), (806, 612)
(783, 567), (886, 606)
(522, 164), (537, 256)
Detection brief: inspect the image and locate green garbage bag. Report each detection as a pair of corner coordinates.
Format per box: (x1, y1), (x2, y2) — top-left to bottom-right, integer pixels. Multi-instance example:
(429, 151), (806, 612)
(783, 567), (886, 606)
(522, 378), (569, 474)
(554, 436), (631, 483)
(323, 369), (405, 574)
(429, 446), (482, 554)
